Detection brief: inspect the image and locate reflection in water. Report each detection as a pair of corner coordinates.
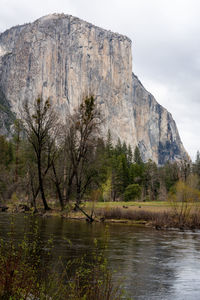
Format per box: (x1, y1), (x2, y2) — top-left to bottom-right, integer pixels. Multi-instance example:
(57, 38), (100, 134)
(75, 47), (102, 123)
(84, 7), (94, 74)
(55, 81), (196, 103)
(0, 214), (200, 300)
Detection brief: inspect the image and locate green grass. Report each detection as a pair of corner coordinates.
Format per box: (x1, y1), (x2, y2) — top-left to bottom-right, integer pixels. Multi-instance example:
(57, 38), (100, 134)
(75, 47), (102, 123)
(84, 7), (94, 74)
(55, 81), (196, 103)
(86, 201), (171, 209)
(85, 200), (200, 215)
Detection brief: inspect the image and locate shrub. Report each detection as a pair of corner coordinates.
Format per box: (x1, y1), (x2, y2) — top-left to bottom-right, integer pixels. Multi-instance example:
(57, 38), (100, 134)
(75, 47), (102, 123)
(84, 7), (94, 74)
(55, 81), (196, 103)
(168, 175), (200, 226)
(0, 217), (126, 300)
(0, 218), (51, 299)
(124, 184), (141, 201)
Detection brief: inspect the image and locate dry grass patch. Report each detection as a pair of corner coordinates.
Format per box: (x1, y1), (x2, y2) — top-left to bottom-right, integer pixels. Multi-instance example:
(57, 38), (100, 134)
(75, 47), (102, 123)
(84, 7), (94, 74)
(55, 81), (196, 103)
(95, 206), (200, 230)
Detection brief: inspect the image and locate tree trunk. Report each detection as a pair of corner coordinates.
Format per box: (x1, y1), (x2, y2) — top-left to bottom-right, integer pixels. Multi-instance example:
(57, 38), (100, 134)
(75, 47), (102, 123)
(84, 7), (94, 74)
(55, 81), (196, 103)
(66, 171), (75, 203)
(38, 155), (50, 210)
(63, 155), (67, 203)
(30, 195), (38, 213)
(76, 183), (81, 205)
(31, 188), (39, 213)
(15, 122), (20, 183)
(52, 162), (64, 210)
(29, 173), (39, 212)
(75, 203), (94, 223)
(15, 139), (19, 182)
(112, 190), (117, 202)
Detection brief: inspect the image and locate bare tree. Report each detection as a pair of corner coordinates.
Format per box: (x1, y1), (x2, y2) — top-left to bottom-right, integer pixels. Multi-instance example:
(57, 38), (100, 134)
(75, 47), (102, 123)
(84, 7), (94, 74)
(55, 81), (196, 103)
(22, 97), (59, 211)
(13, 119), (23, 183)
(49, 144), (65, 210)
(65, 95), (102, 216)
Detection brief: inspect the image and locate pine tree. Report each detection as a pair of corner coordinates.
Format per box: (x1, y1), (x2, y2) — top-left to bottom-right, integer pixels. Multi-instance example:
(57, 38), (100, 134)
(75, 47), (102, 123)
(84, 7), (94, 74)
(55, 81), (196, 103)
(127, 145), (133, 166)
(193, 151), (200, 177)
(134, 146), (143, 165)
(105, 129), (113, 157)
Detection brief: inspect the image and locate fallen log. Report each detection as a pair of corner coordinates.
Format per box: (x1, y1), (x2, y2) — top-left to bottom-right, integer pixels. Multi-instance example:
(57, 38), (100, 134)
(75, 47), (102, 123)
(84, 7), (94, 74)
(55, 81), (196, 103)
(74, 203), (94, 223)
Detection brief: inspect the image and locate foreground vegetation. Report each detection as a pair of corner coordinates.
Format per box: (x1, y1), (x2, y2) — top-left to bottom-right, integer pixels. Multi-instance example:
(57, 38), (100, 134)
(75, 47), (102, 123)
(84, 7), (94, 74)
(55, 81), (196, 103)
(0, 218), (126, 300)
(1, 95), (200, 228)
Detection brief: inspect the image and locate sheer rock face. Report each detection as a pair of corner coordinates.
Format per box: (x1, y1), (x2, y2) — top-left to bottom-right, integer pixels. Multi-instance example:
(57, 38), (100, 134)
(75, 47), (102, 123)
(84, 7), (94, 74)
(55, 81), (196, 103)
(132, 74), (188, 164)
(0, 13), (188, 164)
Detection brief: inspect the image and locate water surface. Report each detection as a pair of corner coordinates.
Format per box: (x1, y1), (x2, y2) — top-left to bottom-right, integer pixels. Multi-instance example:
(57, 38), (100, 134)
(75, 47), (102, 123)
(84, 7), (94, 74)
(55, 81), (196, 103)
(0, 213), (200, 299)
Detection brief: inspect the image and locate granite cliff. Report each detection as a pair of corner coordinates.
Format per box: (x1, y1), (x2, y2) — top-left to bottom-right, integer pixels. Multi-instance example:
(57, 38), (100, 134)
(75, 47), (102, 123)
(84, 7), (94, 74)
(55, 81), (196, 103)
(0, 13), (188, 164)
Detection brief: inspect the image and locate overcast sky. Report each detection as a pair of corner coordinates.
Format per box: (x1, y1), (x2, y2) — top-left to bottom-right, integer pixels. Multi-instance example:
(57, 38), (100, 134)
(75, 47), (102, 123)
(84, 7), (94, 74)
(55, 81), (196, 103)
(1, 0), (200, 160)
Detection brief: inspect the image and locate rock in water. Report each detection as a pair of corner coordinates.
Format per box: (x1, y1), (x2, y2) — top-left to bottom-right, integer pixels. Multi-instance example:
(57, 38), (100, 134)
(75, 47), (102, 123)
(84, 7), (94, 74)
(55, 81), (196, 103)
(0, 13), (188, 164)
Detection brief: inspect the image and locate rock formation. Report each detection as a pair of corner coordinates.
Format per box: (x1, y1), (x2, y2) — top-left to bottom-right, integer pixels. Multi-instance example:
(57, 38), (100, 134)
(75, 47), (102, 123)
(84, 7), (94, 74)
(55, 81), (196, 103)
(0, 13), (188, 164)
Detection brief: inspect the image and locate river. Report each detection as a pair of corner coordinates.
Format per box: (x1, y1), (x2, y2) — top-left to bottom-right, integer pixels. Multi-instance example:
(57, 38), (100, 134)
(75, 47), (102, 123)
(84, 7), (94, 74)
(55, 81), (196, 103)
(0, 213), (200, 299)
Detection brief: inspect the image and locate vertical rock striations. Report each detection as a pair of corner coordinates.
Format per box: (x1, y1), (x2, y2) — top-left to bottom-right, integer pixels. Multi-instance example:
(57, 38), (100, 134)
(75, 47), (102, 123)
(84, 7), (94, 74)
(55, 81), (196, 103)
(0, 13), (188, 164)
(132, 74), (188, 164)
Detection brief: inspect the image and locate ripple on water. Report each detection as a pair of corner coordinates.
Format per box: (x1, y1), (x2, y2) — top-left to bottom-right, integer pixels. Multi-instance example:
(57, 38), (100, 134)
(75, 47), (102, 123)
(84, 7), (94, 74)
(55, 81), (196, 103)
(1, 214), (200, 299)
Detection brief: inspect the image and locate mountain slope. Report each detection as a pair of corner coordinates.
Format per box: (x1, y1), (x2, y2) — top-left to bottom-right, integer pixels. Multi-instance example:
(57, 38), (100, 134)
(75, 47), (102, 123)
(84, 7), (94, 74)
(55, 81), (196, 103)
(0, 13), (188, 164)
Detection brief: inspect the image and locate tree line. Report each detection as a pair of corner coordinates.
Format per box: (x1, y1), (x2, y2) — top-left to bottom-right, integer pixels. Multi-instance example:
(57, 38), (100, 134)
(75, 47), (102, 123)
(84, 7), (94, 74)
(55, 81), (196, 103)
(0, 96), (199, 211)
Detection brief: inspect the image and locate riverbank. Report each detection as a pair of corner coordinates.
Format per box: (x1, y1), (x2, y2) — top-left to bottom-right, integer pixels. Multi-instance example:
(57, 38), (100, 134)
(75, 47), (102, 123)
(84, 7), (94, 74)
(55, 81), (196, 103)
(1, 200), (200, 230)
